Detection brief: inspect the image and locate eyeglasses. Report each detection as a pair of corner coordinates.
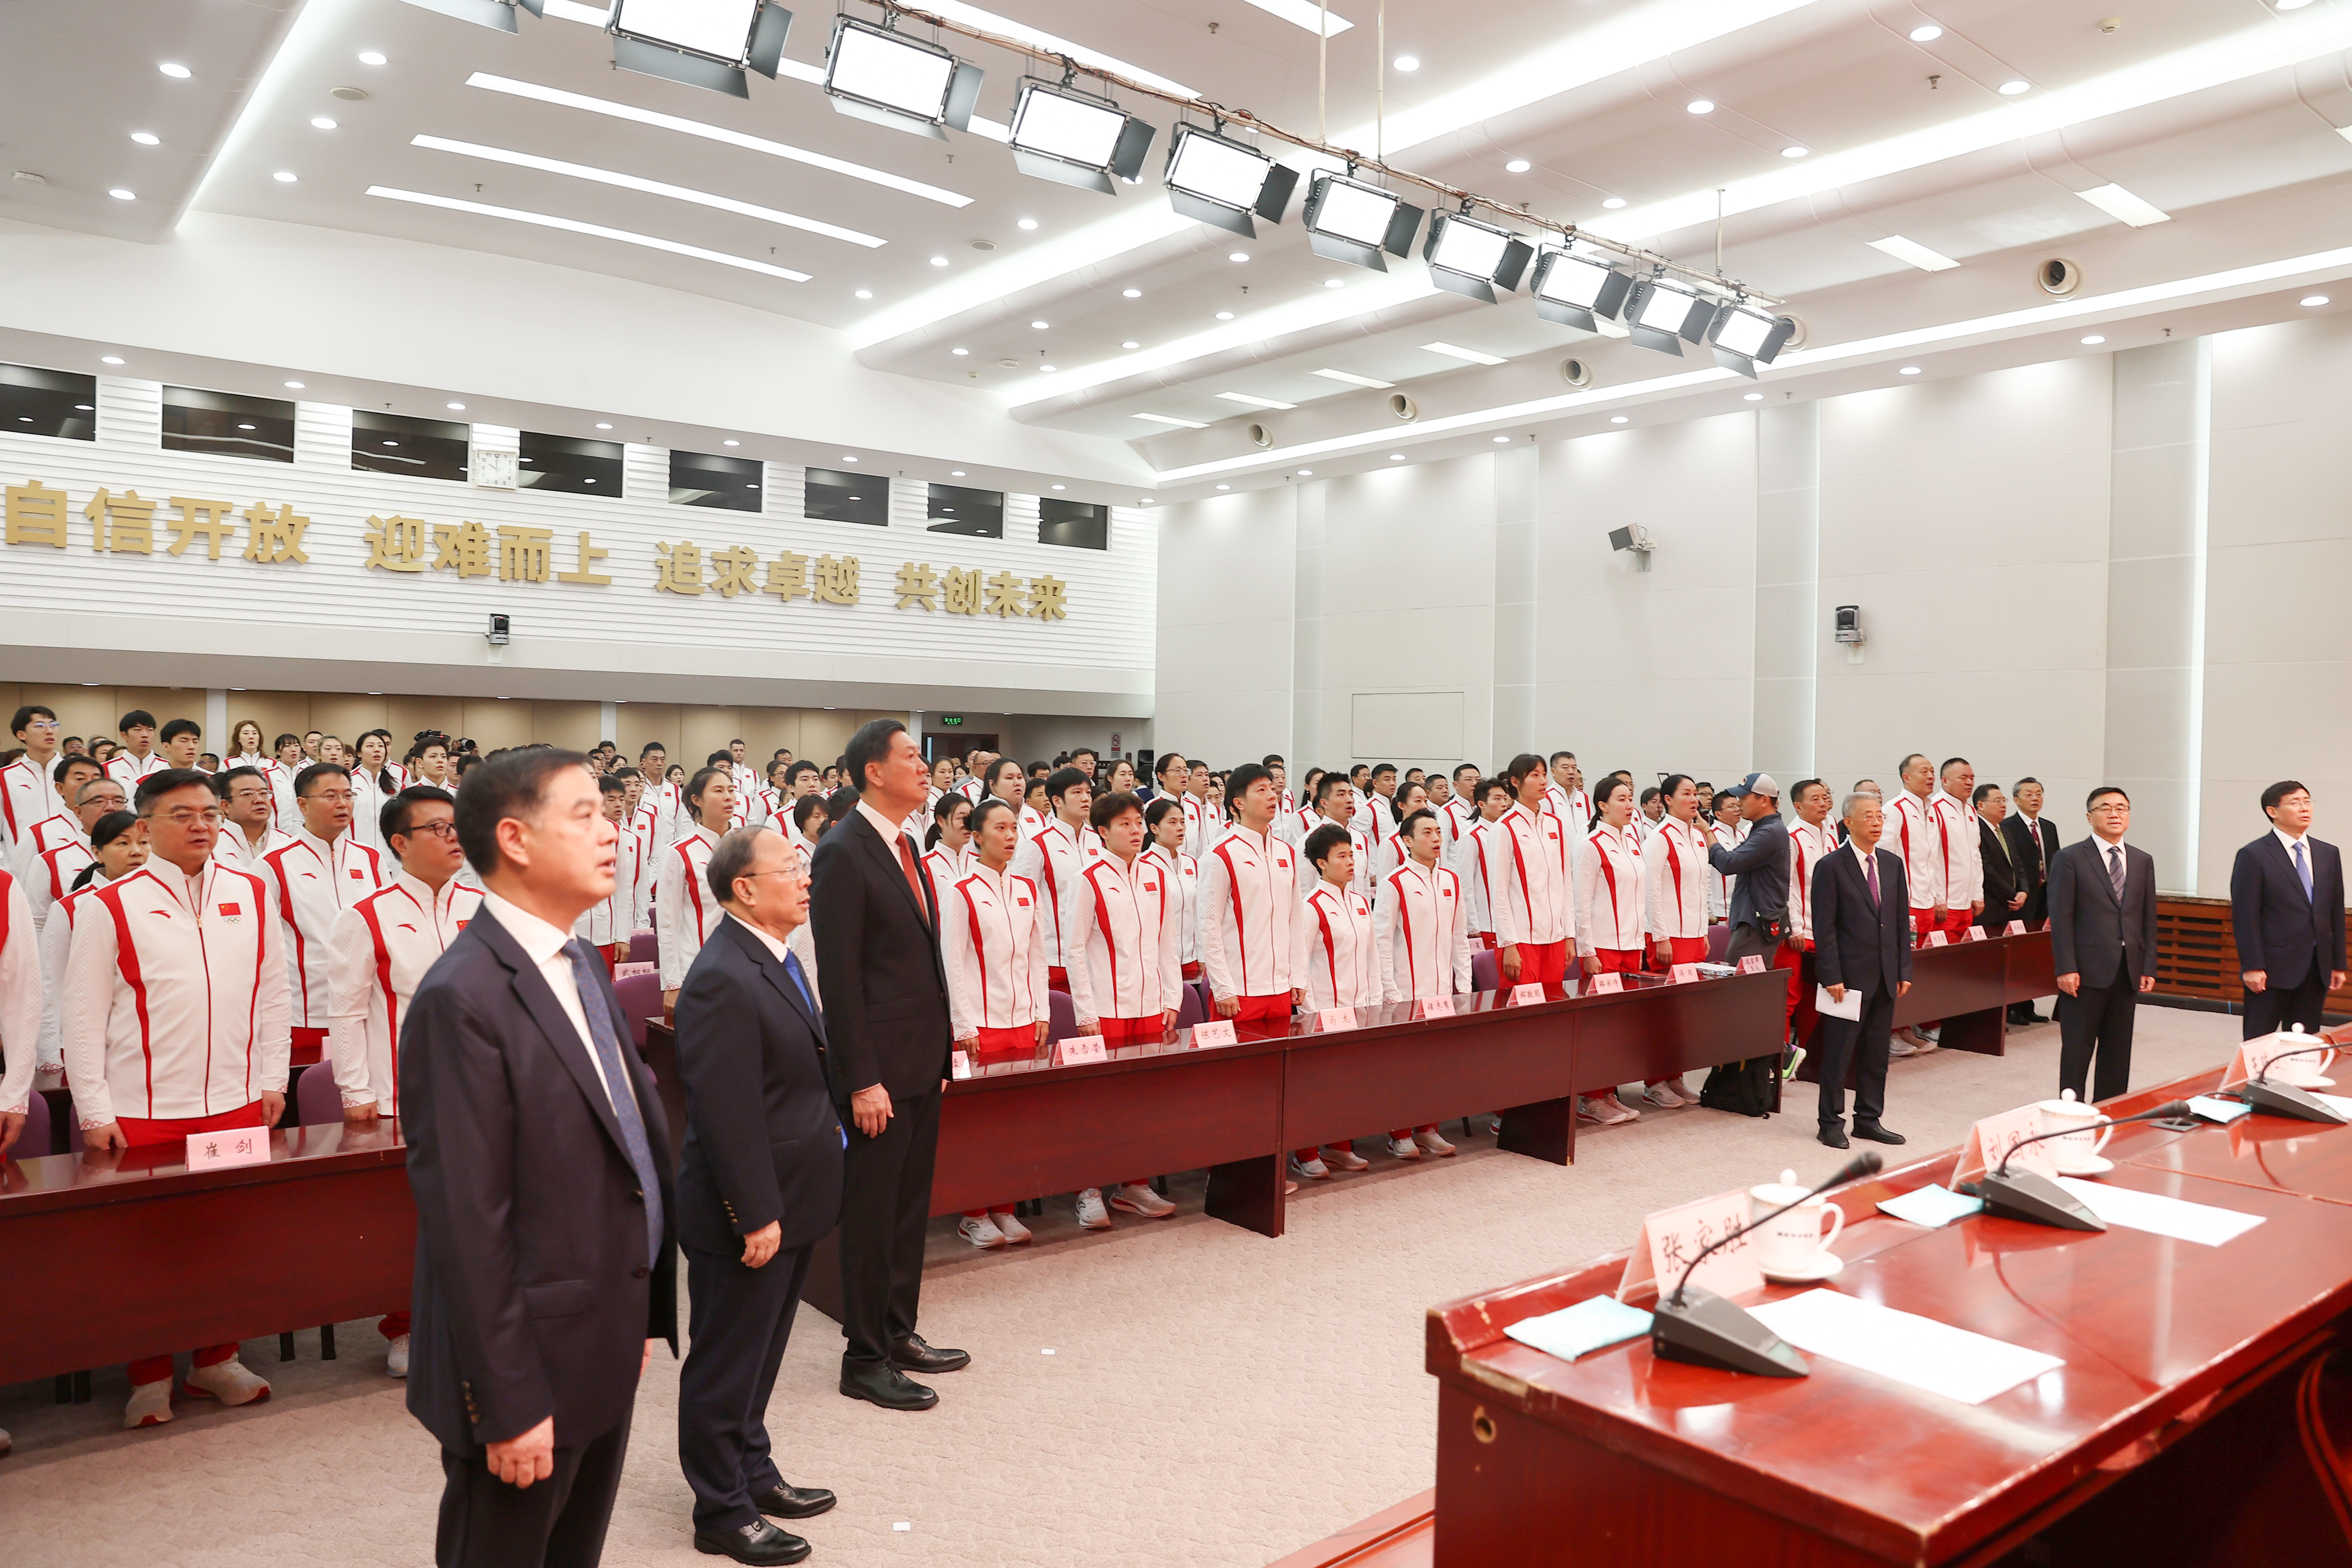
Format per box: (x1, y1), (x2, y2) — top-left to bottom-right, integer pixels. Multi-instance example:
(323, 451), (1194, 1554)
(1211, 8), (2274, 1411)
(399, 820), (460, 840)
(304, 790), (356, 804)
(145, 808), (225, 827)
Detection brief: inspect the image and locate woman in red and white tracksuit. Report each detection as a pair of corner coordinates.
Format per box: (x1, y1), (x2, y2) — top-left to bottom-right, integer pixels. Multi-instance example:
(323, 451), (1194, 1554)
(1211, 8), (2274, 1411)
(64, 776), (286, 1427)
(1479, 756), (1576, 988)
(1063, 792), (1182, 1228)
(33, 812), (147, 1089)
(657, 766), (735, 1012)
(939, 798), (1049, 1248)
(1197, 766), (1304, 1034)
(1375, 807), (1472, 1158)
(922, 792), (975, 910)
(1644, 775), (1711, 971)
(1140, 797), (1200, 982)
(1292, 823), (1382, 1178)
(325, 784), (478, 1379)
(1578, 779), (1652, 1124)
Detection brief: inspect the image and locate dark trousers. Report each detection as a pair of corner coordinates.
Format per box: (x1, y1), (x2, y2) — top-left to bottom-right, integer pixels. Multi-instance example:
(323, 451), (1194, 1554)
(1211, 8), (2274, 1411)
(437, 1412), (631, 1568)
(1814, 984), (1894, 1129)
(839, 1087), (939, 1369)
(680, 1241), (813, 1531)
(1724, 923), (1780, 969)
(2243, 958), (2330, 1039)
(2059, 976), (2138, 1102)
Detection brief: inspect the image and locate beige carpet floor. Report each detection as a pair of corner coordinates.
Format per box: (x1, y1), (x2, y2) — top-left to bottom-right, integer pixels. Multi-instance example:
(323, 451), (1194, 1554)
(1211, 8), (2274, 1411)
(0, 1006), (2243, 1568)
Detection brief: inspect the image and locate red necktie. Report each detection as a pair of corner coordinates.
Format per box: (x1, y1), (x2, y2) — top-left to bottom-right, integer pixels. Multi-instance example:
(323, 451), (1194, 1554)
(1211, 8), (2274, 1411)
(898, 833), (930, 926)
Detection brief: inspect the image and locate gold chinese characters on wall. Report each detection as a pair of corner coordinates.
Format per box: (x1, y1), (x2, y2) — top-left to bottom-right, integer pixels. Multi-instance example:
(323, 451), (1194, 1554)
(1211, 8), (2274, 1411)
(4, 478), (1072, 621)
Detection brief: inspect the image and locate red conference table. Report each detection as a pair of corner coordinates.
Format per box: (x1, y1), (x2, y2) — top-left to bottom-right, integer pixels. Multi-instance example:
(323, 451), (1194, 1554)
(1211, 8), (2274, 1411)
(1790, 929), (2057, 1091)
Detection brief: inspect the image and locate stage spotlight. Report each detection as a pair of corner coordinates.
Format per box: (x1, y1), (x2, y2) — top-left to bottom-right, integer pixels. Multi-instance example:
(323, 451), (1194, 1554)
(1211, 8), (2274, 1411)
(1421, 209), (1531, 302)
(1706, 301), (1795, 378)
(824, 14), (984, 140)
(1624, 276), (1715, 356)
(1009, 80), (1155, 194)
(1529, 248), (1634, 331)
(1163, 125), (1298, 237)
(608, 0), (792, 97)
(1302, 171), (1422, 272)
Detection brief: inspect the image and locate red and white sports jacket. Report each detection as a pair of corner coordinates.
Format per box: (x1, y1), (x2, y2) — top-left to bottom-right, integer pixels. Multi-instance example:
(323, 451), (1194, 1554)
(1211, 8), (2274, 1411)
(655, 824), (722, 989)
(213, 824), (289, 879)
(1285, 813), (1371, 897)
(327, 870), (481, 1114)
(225, 754), (294, 832)
(1786, 818), (1837, 944)
(1198, 824), (1302, 1002)
(1011, 818), (1096, 969)
(35, 871), (111, 1090)
(264, 828), (387, 1031)
(1886, 790), (1944, 911)
(1577, 822), (1649, 954)
(1066, 852), (1183, 1026)
(1542, 782), (1592, 835)
(62, 859), (291, 1124)
(1298, 881), (1379, 1011)
(1440, 797), (1481, 864)
(0, 870), (38, 1114)
(1481, 802), (1576, 949)
(1461, 819), (1504, 939)
(105, 749), (167, 791)
(922, 842), (973, 915)
(1929, 789), (1984, 909)
(940, 863), (1050, 1037)
(1182, 792), (1225, 859)
(0, 754), (63, 857)
(12, 809), (82, 875)
(28, 836), (95, 929)
(574, 818), (649, 949)
(1140, 843), (1200, 968)
(1643, 816), (1711, 942)
(1374, 856), (1472, 1002)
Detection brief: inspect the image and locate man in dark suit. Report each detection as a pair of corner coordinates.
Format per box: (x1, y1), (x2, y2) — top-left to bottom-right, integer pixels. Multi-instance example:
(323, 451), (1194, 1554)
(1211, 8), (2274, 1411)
(1808, 792), (1913, 1150)
(2229, 780), (2347, 1039)
(402, 749), (676, 1568)
(809, 719), (966, 1412)
(673, 828), (844, 1564)
(2047, 786), (2159, 1102)
(2002, 777), (2060, 928)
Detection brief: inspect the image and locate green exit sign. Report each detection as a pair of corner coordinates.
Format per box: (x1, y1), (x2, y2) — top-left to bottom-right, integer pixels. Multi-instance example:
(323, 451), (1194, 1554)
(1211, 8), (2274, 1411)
(940, 715), (964, 726)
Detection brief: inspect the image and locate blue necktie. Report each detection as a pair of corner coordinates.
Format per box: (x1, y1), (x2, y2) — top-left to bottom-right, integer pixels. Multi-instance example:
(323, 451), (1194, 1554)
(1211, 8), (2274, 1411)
(783, 949), (817, 1014)
(564, 940), (664, 1269)
(2297, 840), (2314, 901)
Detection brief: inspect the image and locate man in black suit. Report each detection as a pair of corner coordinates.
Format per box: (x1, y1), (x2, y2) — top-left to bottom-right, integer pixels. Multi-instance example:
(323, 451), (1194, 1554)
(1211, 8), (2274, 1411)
(809, 719), (966, 1411)
(2047, 786), (2160, 1102)
(1974, 782), (2030, 937)
(2002, 777), (2060, 928)
(2229, 780), (2348, 1039)
(1807, 792), (1912, 1151)
(402, 749), (676, 1568)
(673, 828), (844, 1564)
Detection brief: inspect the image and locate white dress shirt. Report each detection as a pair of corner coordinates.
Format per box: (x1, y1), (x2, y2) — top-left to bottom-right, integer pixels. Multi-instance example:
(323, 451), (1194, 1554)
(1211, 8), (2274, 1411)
(480, 890), (633, 1114)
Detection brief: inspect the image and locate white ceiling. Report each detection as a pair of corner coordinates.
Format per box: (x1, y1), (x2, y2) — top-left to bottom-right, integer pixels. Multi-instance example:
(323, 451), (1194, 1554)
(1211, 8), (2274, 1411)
(7, 0), (2352, 498)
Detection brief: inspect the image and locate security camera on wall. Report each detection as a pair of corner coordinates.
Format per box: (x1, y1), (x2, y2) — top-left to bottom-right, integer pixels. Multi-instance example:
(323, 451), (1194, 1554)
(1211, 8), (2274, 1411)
(487, 613), (511, 647)
(1609, 524), (1656, 573)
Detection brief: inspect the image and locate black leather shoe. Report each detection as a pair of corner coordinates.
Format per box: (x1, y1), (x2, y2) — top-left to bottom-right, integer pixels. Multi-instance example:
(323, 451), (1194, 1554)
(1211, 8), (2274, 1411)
(752, 1484), (836, 1521)
(839, 1361), (938, 1411)
(1851, 1122), (1908, 1145)
(1817, 1124), (1850, 1150)
(694, 1519), (810, 1564)
(889, 1333), (970, 1374)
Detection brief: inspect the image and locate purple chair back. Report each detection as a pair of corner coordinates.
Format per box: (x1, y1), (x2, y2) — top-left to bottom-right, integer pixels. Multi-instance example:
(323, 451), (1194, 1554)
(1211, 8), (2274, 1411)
(295, 1061), (343, 1126)
(1047, 989), (1077, 1043)
(1187, 978), (1212, 1019)
(627, 930), (657, 965)
(1470, 949), (1500, 993)
(1173, 983), (1205, 1031)
(1705, 922), (1731, 964)
(613, 972), (664, 1050)
(14, 1092), (50, 1160)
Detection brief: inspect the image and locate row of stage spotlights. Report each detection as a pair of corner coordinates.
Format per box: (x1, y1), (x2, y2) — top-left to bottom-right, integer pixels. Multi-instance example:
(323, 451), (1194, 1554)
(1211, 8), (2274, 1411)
(413, 0), (1795, 376)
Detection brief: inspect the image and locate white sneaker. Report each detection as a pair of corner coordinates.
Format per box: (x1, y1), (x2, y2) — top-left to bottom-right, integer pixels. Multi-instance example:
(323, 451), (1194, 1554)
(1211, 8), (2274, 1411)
(1324, 1145), (1370, 1172)
(958, 1214), (1007, 1248)
(1075, 1188), (1112, 1229)
(183, 1356), (271, 1407)
(1888, 1037), (1919, 1058)
(1386, 1136), (1422, 1160)
(1643, 1082), (1687, 1109)
(1579, 1094), (1639, 1126)
(1291, 1156), (1330, 1180)
(124, 1379), (173, 1429)
(1415, 1128), (1457, 1157)
(386, 1334), (410, 1378)
(1110, 1182), (1176, 1218)
(991, 1210), (1033, 1244)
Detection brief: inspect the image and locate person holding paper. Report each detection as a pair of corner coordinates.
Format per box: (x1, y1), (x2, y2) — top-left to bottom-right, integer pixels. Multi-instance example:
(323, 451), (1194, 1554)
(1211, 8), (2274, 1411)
(2047, 787), (2159, 1102)
(1064, 790), (1182, 1223)
(938, 797), (1050, 1246)
(2229, 780), (2346, 1040)
(1295, 824), (1388, 1172)
(1807, 792), (1912, 1151)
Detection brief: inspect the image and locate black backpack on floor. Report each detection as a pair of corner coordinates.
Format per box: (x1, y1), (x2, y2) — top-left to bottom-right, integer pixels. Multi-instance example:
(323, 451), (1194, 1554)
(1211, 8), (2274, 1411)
(1699, 1055), (1776, 1118)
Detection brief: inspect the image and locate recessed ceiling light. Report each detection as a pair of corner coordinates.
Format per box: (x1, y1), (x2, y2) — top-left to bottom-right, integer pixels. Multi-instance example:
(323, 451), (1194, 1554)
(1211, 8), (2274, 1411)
(1134, 412), (1208, 428)
(1686, 99), (1714, 115)
(273, 171), (298, 183)
(284, 380), (305, 389)
(1215, 310), (1235, 320)
(1313, 368), (1396, 389)
(1228, 251), (1250, 262)
(2081, 334), (2105, 345)
(1216, 483), (1230, 490)
(237, 423), (256, 431)
(1423, 341), (1506, 365)
(1492, 435), (1510, 443)
(1039, 364), (1057, 372)
(723, 438), (740, 445)
(1743, 391), (1763, 400)
(130, 131), (160, 146)
(1017, 217), (1038, 229)
(842, 454), (858, 462)
(951, 470), (966, 476)
(1031, 319), (1049, 329)
(1869, 234), (1960, 271)
(1051, 483), (1066, 489)
(1297, 468), (1313, 475)
(1781, 145), (1809, 159)
(2303, 294), (2330, 307)
(951, 346), (969, 355)
(854, 288), (873, 298)
(595, 420), (612, 428)
(108, 188), (135, 201)
(1998, 79), (2029, 95)
(1909, 24), (1943, 41)
(1390, 453), (1404, 460)
(101, 355), (124, 365)
(449, 402), (467, 410)
(930, 255), (949, 266)
(1899, 366), (1921, 374)
(1601, 197), (1626, 209)
(1324, 277), (1345, 287)
(1121, 340), (1140, 348)
(1609, 415), (1628, 423)
(311, 117), (338, 130)
(1505, 158), (1531, 173)
(1122, 287), (1142, 298)
(158, 62), (191, 79)
(1394, 56), (1419, 72)
(359, 50), (387, 65)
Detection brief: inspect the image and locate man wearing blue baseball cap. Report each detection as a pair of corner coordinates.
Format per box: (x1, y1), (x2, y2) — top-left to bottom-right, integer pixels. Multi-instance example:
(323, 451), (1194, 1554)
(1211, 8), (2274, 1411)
(1708, 773), (1791, 971)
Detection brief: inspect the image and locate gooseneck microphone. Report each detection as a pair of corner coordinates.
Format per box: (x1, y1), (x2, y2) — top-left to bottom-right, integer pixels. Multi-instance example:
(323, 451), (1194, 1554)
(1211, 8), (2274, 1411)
(1669, 1152), (1882, 1307)
(1963, 1100), (2191, 1230)
(1994, 1101), (2193, 1178)
(2245, 1041), (2350, 1124)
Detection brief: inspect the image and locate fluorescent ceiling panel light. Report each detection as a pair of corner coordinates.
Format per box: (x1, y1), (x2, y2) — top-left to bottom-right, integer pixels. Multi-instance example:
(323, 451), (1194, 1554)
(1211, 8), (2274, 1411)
(1216, 392), (1298, 409)
(366, 185), (811, 279)
(411, 135), (883, 245)
(824, 16), (983, 139)
(2075, 182), (2171, 227)
(1008, 80), (1154, 194)
(1869, 234), (1960, 271)
(1242, 0), (1353, 37)
(1312, 368), (1395, 388)
(1134, 412), (1208, 427)
(1423, 342), (1505, 365)
(927, 0), (1197, 99)
(466, 74), (971, 205)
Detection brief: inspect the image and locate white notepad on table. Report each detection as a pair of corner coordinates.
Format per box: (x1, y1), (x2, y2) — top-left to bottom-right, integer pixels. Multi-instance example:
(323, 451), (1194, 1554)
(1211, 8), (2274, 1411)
(1746, 1289), (2062, 1405)
(2049, 1176), (2265, 1247)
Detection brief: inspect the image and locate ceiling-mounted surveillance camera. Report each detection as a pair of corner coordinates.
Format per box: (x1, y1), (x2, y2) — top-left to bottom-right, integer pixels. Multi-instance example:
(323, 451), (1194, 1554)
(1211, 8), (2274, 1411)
(1609, 524), (1656, 573)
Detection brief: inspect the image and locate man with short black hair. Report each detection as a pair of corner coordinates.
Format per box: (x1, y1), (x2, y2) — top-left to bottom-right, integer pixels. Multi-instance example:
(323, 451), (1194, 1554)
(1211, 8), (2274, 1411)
(1, 704), (63, 856)
(159, 717), (203, 771)
(1353, 763), (1400, 842)
(212, 764), (283, 875)
(577, 773), (644, 975)
(2048, 787), (2157, 1102)
(1198, 763), (1305, 1036)
(10, 752), (99, 892)
(25, 770), (122, 928)
(107, 709), (166, 789)
(2230, 780), (2346, 1041)
(1011, 765), (1096, 990)
(264, 762), (385, 1065)
(1261, 753), (1293, 814)
(1183, 759), (1223, 858)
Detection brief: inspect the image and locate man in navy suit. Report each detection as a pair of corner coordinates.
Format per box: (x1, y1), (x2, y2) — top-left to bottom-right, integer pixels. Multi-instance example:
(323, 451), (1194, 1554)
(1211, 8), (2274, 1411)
(402, 749), (676, 1568)
(2048, 787), (2160, 1102)
(1807, 792), (1913, 1150)
(673, 828), (846, 1565)
(2230, 780), (2347, 1040)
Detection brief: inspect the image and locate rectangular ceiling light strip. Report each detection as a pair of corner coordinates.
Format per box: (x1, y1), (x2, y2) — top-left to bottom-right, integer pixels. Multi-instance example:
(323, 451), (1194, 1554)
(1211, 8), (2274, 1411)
(411, 134), (885, 246)
(1311, 368), (1396, 388)
(1868, 235), (1960, 272)
(2075, 182), (2171, 227)
(1241, 0), (1353, 36)
(464, 72), (973, 206)
(365, 185), (813, 279)
(1216, 392), (1298, 409)
(1134, 412), (1209, 427)
(1422, 342), (1507, 365)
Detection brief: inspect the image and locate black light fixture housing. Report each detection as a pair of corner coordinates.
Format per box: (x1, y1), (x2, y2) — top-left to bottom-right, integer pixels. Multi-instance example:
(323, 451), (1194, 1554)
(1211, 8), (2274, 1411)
(609, 0), (792, 98)
(1008, 79), (1156, 195)
(1421, 209), (1533, 303)
(1530, 248), (1635, 331)
(1301, 171), (1423, 272)
(1162, 125), (1298, 237)
(1624, 276), (1717, 356)
(398, 0), (543, 34)
(1707, 300), (1797, 378)
(823, 14), (985, 141)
